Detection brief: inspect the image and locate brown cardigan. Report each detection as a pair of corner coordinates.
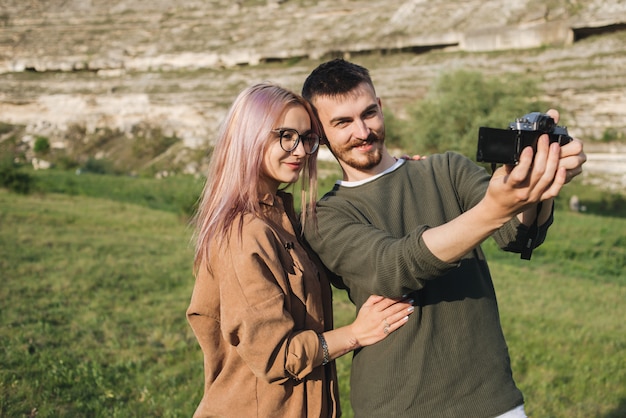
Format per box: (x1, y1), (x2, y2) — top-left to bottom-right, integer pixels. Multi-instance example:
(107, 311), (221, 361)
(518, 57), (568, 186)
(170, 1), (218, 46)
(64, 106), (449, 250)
(187, 192), (340, 417)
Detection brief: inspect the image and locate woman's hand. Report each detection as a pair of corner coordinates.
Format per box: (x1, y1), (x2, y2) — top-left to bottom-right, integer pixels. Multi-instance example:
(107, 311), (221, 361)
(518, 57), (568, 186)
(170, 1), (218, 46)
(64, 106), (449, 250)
(320, 295), (414, 364)
(348, 295), (414, 348)
(399, 154), (427, 161)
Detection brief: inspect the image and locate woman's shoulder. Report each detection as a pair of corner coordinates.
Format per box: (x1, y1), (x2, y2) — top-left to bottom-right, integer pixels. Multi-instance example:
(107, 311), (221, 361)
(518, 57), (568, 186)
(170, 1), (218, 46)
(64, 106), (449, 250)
(228, 212), (276, 242)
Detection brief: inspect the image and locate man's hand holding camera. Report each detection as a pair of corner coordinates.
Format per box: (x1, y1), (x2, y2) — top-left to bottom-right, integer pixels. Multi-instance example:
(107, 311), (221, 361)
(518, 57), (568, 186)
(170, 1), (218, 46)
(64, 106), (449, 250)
(486, 109), (586, 226)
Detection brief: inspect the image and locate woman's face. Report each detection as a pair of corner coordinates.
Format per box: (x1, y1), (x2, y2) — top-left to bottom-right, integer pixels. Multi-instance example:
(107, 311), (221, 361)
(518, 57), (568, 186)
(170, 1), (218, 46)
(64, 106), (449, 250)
(260, 105), (312, 192)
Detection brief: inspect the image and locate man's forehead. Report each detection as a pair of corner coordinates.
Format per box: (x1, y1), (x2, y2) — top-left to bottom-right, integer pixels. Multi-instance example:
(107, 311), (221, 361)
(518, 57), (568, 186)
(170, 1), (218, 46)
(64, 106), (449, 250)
(313, 84), (377, 116)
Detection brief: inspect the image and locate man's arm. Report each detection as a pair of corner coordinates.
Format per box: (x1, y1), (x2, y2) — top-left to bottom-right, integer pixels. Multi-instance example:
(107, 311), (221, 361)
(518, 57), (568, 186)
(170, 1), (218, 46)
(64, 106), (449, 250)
(423, 109), (586, 264)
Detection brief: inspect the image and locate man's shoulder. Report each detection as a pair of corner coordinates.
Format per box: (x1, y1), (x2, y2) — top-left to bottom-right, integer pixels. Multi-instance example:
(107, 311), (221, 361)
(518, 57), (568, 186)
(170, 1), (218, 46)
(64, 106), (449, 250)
(405, 151), (471, 168)
(405, 152), (481, 179)
(317, 182), (340, 202)
(317, 185), (353, 208)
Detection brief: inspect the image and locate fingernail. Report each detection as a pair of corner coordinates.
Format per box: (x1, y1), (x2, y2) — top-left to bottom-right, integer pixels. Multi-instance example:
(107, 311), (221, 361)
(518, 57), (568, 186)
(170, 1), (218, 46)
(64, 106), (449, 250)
(403, 316), (409, 321)
(409, 299), (414, 305)
(407, 306), (415, 313)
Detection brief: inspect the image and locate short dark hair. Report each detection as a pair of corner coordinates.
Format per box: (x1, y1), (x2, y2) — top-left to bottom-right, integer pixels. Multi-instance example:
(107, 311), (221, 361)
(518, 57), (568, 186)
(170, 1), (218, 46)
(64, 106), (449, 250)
(302, 59), (374, 102)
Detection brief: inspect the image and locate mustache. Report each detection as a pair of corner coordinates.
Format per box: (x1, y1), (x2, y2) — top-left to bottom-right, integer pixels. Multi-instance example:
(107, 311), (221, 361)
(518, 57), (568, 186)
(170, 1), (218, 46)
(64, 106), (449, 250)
(350, 132), (382, 146)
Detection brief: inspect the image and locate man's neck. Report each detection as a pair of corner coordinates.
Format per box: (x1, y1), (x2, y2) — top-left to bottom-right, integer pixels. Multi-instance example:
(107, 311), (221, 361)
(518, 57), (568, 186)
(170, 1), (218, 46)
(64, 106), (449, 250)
(340, 149), (397, 182)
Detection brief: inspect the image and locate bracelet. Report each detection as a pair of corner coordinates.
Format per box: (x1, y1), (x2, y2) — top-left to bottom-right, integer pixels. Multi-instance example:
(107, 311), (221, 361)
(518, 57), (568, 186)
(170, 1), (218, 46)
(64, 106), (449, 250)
(318, 333), (330, 365)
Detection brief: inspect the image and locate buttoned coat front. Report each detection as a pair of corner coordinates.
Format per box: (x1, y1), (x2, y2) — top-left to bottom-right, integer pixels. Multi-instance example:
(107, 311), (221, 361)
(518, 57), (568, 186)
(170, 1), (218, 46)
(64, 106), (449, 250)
(187, 192), (340, 417)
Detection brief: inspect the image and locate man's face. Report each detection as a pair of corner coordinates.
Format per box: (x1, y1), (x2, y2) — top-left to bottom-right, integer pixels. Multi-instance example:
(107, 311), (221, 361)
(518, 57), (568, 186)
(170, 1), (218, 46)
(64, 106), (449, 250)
(312, 83), (386, 178)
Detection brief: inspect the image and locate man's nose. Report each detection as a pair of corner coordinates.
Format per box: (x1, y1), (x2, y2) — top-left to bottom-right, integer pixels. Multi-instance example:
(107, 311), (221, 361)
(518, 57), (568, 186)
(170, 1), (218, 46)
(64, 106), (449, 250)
(354, 118), (370, 139)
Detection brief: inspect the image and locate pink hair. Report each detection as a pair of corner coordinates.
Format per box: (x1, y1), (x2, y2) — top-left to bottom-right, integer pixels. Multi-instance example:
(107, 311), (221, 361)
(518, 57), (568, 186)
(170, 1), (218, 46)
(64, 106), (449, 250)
(192, 82), (320, 270)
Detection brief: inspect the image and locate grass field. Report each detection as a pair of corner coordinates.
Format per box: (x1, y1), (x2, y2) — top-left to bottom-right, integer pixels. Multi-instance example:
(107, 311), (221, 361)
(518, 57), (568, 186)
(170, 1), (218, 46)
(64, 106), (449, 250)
(1, 169), (624, 417)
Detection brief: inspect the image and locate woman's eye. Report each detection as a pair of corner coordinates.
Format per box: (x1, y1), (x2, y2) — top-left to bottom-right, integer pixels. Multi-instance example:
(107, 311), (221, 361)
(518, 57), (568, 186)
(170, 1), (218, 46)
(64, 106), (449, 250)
(282, 131), (297, 141)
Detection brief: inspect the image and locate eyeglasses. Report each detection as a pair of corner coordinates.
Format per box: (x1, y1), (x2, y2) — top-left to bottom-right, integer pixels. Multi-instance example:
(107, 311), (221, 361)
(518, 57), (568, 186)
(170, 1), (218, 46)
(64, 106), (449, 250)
(272, 128), (320, 155)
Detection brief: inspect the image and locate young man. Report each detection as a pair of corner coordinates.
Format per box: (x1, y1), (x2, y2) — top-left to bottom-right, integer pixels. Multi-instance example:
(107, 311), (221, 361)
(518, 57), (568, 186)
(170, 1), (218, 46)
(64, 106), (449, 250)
(301, 59), (586, 418)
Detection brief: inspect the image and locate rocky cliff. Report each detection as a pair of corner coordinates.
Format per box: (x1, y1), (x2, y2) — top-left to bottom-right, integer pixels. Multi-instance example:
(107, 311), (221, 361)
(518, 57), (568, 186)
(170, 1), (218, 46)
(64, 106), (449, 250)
(1, 0), (625, 170)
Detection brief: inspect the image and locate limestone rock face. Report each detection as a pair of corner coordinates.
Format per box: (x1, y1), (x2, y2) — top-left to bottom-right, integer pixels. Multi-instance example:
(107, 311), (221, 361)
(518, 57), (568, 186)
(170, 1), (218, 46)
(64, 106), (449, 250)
(2, 0), (625, 72)
(1, 0), (625, 161)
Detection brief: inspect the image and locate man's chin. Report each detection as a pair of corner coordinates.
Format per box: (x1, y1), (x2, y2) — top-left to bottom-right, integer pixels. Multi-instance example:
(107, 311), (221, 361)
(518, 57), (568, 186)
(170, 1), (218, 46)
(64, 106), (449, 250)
(345, 151), (382, 170)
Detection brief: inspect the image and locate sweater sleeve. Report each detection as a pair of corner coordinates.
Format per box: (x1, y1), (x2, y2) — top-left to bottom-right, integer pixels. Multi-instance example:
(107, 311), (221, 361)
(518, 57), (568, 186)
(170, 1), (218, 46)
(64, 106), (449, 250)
(493, 204), (554, 253)
(188, 218), (324, 384)
(449, 151), (554, 253)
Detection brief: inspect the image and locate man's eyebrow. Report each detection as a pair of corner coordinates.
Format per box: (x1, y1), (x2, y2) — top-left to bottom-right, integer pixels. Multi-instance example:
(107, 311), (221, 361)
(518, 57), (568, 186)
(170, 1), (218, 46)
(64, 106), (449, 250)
(364, 103), (379, 113)
(329, 115), (352, 125)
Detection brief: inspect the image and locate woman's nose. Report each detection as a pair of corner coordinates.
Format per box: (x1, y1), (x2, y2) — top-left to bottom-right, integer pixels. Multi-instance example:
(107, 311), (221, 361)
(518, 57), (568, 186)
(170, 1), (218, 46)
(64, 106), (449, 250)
(291, 138), (306, 156)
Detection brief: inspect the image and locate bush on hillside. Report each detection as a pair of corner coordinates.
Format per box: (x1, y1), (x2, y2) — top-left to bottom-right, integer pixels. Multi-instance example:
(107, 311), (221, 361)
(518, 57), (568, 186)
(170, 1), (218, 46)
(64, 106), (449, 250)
(390, 70), (549, 158)
(0, 158), (34, 194)
(34, 136), (51, 154)
(81, 157), (118, 175)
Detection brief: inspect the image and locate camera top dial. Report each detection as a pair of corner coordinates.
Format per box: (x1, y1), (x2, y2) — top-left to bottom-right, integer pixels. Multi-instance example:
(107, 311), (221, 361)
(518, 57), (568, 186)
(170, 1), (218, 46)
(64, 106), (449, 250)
(510, 112), (556, 133)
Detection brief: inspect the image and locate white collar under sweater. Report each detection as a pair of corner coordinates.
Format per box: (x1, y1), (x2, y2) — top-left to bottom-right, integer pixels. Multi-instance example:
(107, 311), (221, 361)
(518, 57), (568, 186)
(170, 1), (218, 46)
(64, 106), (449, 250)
(336, 158), (406, 188)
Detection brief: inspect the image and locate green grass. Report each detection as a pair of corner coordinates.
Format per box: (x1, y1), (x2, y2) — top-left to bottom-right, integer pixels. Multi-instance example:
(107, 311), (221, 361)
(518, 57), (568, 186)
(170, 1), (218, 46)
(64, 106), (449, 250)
(30, 169), (205, 216)
(1, 171), (625, 417)
(0, 188), (201, 417)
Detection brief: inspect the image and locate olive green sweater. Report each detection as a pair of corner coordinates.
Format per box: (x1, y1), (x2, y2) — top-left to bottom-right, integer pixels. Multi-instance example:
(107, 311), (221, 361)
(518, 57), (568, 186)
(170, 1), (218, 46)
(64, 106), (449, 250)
(305, 152), (552, 418)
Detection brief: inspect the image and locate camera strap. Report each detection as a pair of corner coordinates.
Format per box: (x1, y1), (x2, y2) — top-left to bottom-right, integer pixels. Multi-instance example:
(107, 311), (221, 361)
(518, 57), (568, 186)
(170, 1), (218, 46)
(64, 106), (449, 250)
(520, 202), (542, 260)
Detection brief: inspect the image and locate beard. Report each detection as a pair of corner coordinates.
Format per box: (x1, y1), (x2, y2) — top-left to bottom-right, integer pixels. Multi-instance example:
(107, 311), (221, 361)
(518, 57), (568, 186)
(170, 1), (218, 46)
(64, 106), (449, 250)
(329, 130), (385, 171)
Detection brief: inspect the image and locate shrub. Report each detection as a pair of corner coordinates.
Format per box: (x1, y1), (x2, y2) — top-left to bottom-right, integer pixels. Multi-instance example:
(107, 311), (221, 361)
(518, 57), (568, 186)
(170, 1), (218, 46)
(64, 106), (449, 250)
(81, 157), (117, 175)
(601, 127), (624, 142)
(382, 109), (406, 150)
(0, 158), (34, 194)
(391, 70), (548, 158)
(34, 136), (51, 154)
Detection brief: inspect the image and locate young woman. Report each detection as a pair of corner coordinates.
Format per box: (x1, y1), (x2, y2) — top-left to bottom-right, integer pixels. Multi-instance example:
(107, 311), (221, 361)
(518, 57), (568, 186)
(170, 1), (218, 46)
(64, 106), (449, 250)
(186, 83), (413, 418)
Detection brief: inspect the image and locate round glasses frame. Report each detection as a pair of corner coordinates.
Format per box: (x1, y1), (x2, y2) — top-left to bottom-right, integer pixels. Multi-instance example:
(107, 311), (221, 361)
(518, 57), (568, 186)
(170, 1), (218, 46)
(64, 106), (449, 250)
(272, 128), (320, 155)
